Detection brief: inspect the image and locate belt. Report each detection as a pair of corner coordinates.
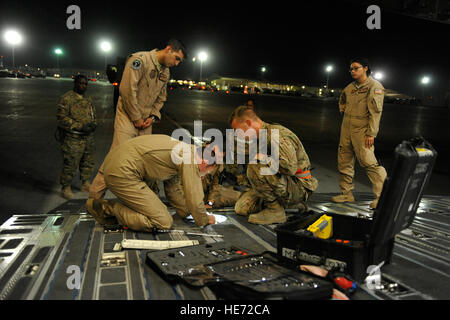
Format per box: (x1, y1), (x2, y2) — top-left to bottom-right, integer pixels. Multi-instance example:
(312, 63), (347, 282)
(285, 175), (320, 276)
(60, 127), (90, 136)
(295, 168), (312, 179)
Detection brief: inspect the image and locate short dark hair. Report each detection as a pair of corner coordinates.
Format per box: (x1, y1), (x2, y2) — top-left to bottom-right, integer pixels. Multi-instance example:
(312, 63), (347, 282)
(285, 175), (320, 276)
(228, 105), (259, 126)
(167, 39), (188, 60)
(74, 74), (87, 84)
(350, 57), (371, 76)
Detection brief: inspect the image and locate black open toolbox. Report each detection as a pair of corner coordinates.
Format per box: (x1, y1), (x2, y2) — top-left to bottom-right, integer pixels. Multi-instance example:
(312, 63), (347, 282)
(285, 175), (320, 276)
(146, 241), (334, 299)
(275, 137), (438, 281)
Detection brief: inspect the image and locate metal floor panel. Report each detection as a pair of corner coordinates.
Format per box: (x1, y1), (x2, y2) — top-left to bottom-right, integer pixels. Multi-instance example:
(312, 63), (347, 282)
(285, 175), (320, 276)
(1, 194), (449, 300)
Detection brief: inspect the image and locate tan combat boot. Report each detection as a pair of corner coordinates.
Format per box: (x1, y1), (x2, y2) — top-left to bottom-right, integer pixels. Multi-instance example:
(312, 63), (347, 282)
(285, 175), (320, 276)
(86, 199), (117, 225)
(81, 181), (91, 192)
(248, 200), (287, 225)
(61, 185), (74, 200)
(287, 202), (308, 214)
(369, 198), (379, 209)
(331, 192), (355, 203)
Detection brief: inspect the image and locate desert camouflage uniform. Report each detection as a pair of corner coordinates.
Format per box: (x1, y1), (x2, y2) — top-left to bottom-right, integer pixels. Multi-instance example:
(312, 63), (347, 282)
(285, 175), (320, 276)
(224, 137), (252, 187)
(235, 122), (318, 214)
(57, 90), (97, 187)
(202, 164), (242, 208)
(164, 163), (242, 213)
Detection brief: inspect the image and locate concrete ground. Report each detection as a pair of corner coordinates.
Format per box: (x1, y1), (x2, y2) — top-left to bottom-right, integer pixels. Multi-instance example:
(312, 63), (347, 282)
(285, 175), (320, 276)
(1, 77), (449, 224)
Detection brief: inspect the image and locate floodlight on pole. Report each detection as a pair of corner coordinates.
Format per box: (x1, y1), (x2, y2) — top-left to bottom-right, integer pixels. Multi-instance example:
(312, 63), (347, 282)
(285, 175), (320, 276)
(198, 51), (208, 81)
(54, 48), (63, 71)
(99, 40), (112, 72)
(421, 76), (431, 104)
(4, 30), (23, 68)
(325, 65), (333, 92)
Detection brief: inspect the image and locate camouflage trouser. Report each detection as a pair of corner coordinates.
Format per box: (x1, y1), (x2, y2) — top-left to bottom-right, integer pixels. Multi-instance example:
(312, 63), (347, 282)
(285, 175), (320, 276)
(206, 184), (242, 208)
(60, 133), (95, 187)
(165, 175), (242, 214)
(235, 163), (311, 215)
(225, 163), (251, 187)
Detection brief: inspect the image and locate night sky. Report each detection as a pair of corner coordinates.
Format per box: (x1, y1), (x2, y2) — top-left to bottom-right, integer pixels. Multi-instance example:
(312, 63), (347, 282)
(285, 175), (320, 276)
(0, 0), (449, 99)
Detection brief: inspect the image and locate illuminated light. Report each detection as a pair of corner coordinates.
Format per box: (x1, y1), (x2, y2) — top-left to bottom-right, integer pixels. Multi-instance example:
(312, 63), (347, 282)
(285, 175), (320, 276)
(374, 72), (383, 80)
(4, 30), (22, 45)
(421, 76), (430, 85)
(198, 51), (208, 62)
(100, 41), (112, 52)
(326, 65), (333, 72)
(113, 82), (119, 86)
(54, 48), (63, 55)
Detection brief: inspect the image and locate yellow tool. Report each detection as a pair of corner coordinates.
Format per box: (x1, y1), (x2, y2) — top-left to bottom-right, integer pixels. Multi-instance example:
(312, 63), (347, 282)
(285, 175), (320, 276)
(307, 214), (333, 239)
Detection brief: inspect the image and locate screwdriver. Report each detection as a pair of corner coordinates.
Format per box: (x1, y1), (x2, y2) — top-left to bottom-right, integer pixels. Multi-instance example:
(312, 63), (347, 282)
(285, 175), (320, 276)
(154, 229), (223, 238)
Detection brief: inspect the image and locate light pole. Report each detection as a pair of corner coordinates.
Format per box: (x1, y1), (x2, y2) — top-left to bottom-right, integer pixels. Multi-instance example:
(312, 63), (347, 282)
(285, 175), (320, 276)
(4, 30), (22, 68)
(54, 48), (63, 73)
(192, 56), (197, 80)
(421, 76), (430, 104)
(261, 66), (266, 80)
(100, 41), (112, 75)
(325, 65), (333, 93)
(198, 51), (208, 82)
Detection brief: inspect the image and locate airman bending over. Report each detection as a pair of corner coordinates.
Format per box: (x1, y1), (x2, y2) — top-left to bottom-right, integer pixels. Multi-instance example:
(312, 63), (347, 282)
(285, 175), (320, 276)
(229, 106), (318, 225)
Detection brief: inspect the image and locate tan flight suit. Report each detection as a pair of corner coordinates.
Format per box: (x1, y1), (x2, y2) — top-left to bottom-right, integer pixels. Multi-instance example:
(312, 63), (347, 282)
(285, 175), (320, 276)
(337, 76), (387, 199)
(89, 49), (169, 199)
(102, 134), (209, 231)
(235, 122), (318, 214)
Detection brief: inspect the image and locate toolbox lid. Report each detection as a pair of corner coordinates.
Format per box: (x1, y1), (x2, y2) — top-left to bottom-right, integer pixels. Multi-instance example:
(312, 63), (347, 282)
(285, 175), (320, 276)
(369, 137), (437, 245)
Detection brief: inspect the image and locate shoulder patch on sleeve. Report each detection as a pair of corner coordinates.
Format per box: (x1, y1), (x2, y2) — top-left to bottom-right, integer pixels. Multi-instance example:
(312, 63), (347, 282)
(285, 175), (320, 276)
(375, 88), (383, 94)
(131, 59), (142, 70)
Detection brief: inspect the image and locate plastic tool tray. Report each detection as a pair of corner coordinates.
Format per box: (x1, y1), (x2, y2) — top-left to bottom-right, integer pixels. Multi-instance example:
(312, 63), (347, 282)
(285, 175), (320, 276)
(146, 242), (333, 299)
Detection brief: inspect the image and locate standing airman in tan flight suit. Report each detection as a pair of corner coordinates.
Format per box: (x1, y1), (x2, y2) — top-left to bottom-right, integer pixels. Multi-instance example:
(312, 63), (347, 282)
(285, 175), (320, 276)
(229, 106), (318, 225)
(88, 39), (187, 200)
(332, 58), (387, 209)
(86, 134), (216, 231)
